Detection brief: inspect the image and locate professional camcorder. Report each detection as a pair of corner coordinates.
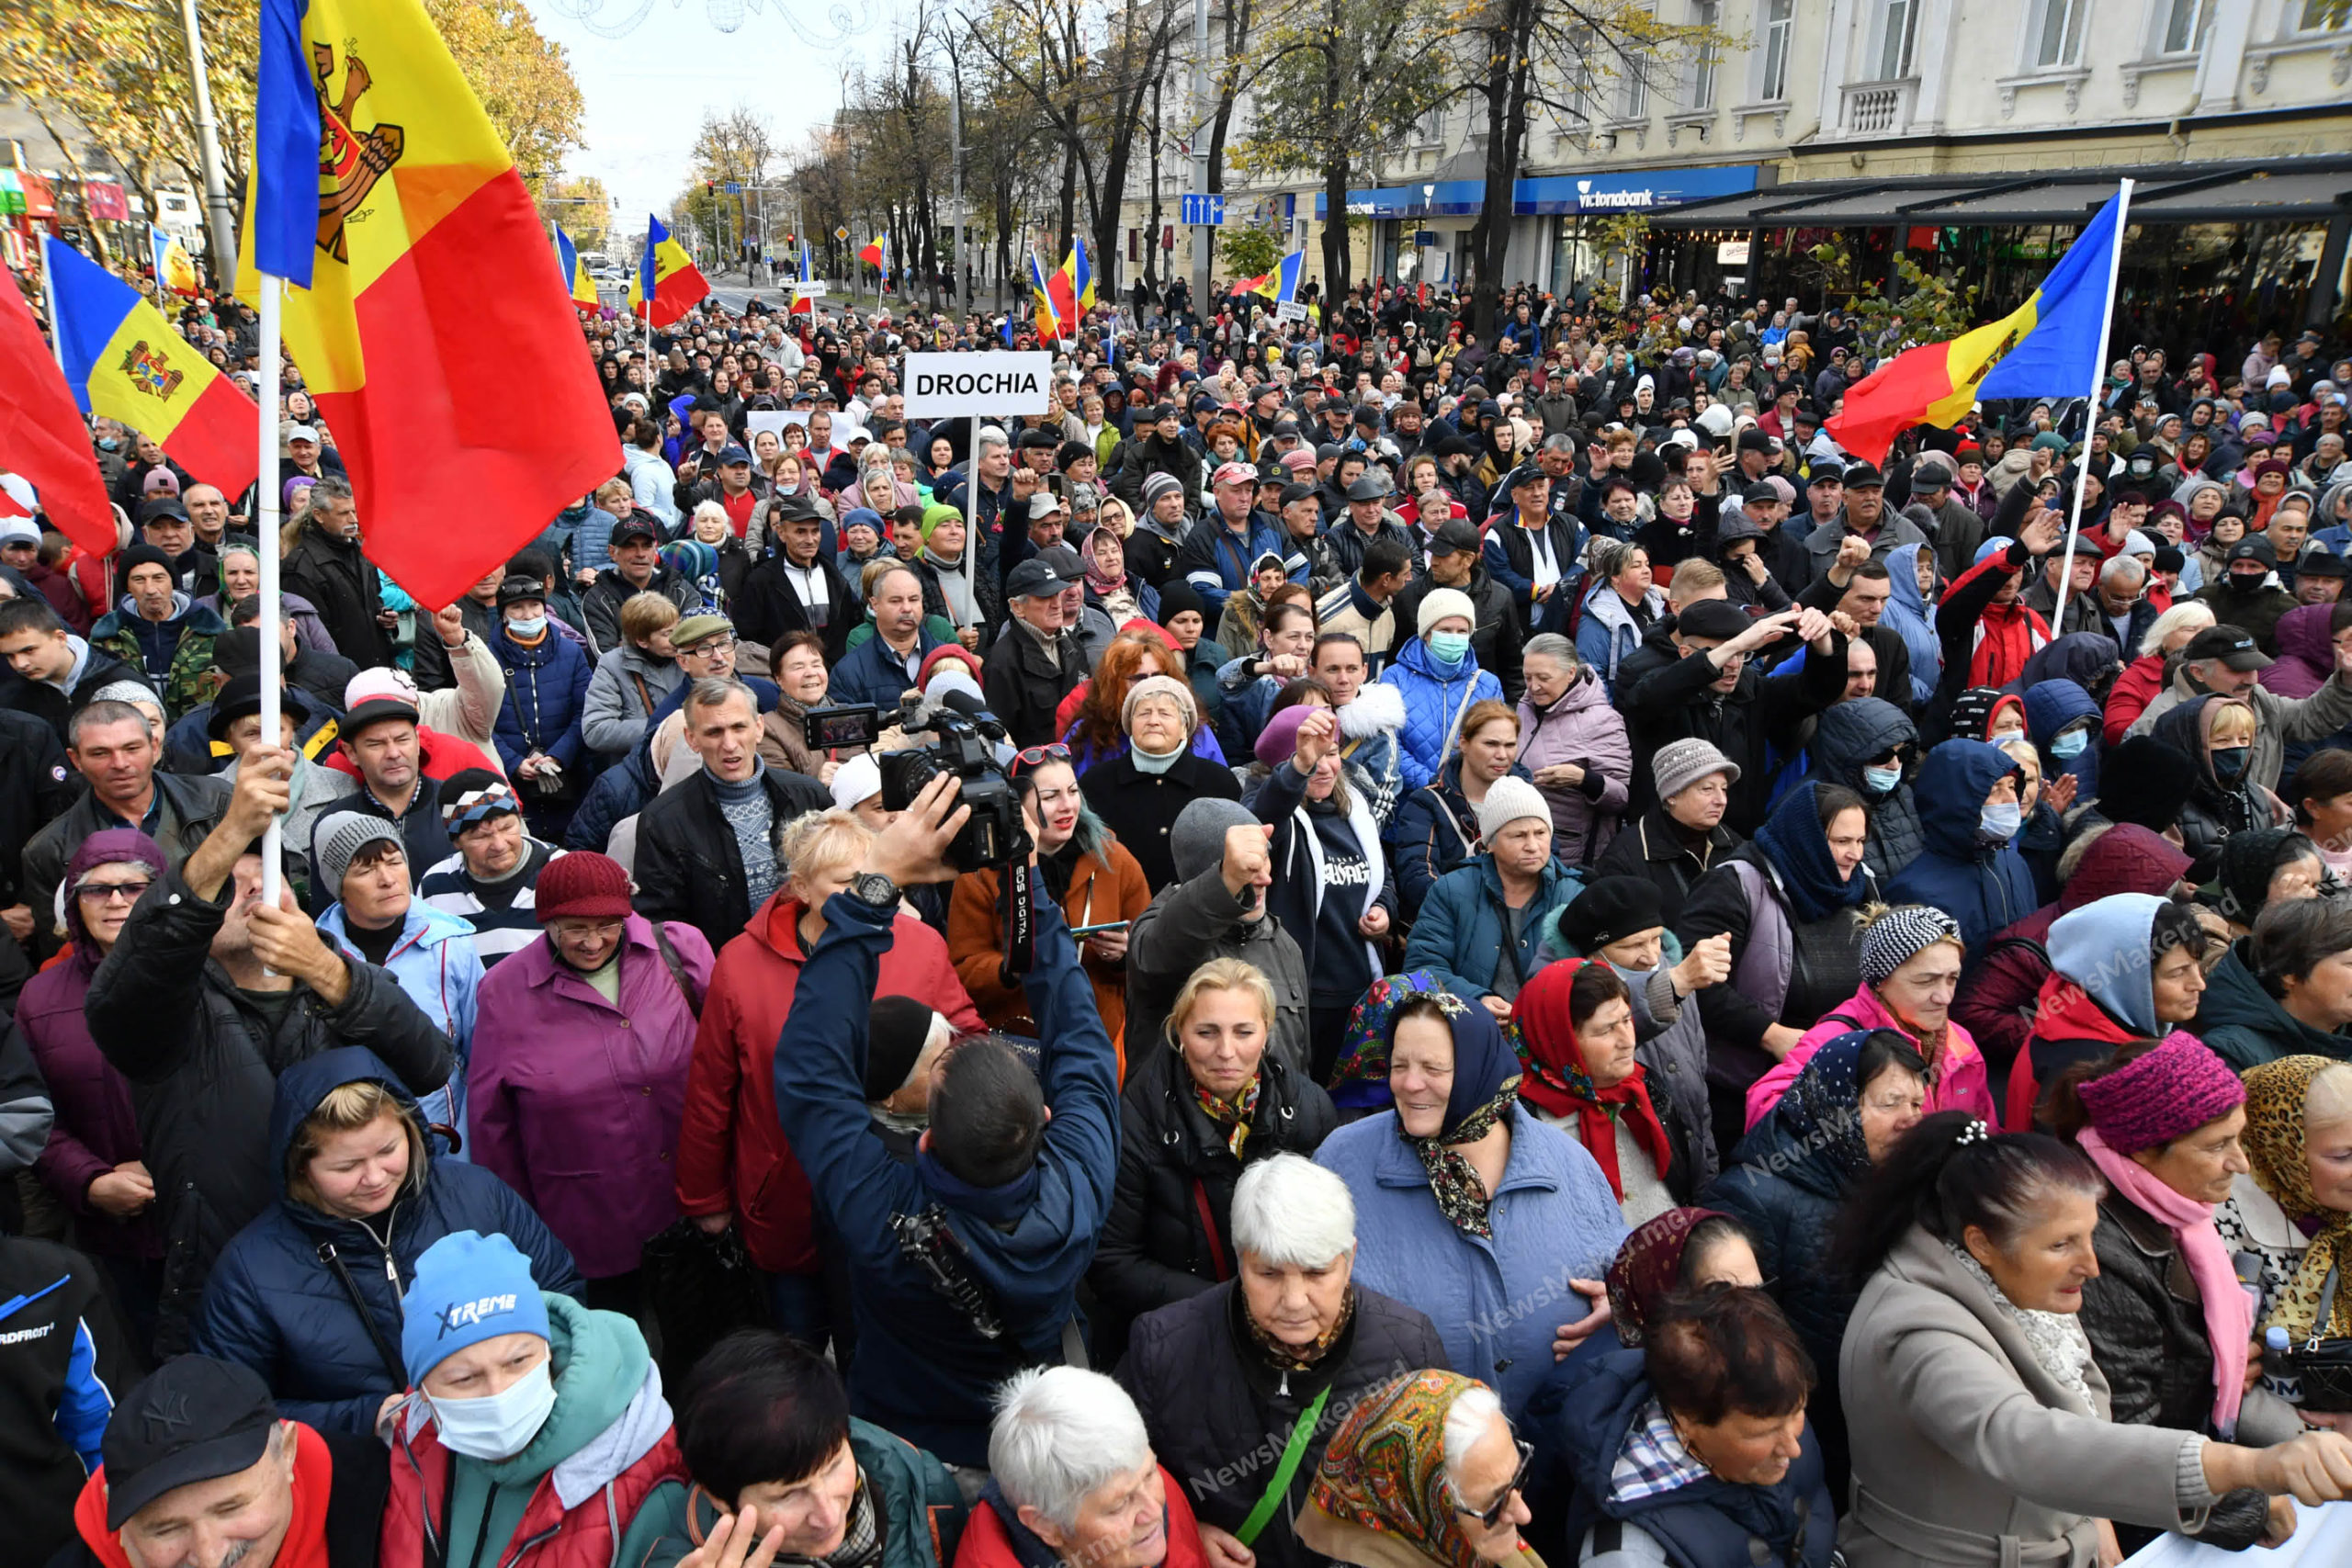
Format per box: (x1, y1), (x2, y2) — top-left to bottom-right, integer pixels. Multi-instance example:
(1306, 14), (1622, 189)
(803, 693), (1030, 874)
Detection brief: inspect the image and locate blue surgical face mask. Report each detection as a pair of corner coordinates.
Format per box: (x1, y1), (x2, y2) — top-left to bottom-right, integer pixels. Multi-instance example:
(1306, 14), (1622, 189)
(2050, 728), (2090, 760)
(506, 615), (548, 638)
(1979, 801), (2023, 840)
(429, 1359), (556, 1461)
(2211, 746), (2250, 783)
(1862, 763), (1904, 795)
(1428, 630), (1472, 665)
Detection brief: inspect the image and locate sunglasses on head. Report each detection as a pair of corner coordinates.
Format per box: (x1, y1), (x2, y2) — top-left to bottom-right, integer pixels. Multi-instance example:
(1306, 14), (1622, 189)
(1012, 743), (1071, 774)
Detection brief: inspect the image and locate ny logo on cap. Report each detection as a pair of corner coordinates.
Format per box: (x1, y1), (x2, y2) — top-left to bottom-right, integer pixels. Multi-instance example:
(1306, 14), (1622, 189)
(144, 1392), (193, 1440)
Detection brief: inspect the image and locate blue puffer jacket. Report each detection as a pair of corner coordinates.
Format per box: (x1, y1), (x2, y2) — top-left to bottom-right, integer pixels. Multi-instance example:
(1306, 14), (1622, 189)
(1378, 636), (1503, 793)
(1806, 699), (1923, 882)
(1884, 739), (2040, 962)
(188, 1046), (582, 1435)
(1539, 1348), (1837, 1568)
(492, 627), (594, 773)
(2024, 676), (2102, 799)
(1399, 854), (1582, 1003)
(1384, 755), (1545, 920)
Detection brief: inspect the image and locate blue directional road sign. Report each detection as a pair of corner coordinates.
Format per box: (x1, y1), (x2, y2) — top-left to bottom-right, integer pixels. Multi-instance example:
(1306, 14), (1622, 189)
(1181, 193), (1225, 227)
(725, 181), (742, 194)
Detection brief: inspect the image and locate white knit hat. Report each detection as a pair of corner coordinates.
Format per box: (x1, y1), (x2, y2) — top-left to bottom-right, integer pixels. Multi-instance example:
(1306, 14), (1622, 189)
(831, 752), (883, 812)
(1416, 587), (1477, 640)
(1476, 777), (1552, 842)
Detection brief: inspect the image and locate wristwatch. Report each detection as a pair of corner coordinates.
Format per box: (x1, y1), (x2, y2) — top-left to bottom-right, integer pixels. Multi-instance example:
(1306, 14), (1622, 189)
(849, 872), (899, 910)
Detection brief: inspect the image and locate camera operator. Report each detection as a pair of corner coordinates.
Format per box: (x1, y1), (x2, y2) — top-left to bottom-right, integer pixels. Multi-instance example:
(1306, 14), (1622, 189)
(771, 773), (1119, 1477)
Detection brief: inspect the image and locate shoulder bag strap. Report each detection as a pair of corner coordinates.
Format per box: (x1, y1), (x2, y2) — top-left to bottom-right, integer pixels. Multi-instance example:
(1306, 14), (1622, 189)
(1233, 1384), (1334, 1548)
(317, 1240), (409, 1390)
(1192, 1178), (1231, 1282)
(651, 922), (705, 1017)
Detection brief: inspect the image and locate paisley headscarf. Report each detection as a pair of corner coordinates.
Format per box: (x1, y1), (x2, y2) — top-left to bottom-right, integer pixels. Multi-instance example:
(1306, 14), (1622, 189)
(1309, 1370), (1520, 1568)
(1604, 1208), (1731, 1348)
(2243, 1055), (2352, 1339)
(1391, 991), (1523, 1239)
(1329, 972), (1453, 1112)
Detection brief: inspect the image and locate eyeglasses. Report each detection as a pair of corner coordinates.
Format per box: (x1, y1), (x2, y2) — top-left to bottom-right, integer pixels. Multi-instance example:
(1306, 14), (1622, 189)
(1456, 1440), (1533, 1529)
(76, 879), (152, 904)
(1012, 743), (1071, 773)
(679, 637), (737, 657)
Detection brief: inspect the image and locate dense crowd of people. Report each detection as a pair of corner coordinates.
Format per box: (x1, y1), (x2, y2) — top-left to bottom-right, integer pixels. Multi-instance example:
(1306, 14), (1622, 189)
(5, 263), (2352, 1568)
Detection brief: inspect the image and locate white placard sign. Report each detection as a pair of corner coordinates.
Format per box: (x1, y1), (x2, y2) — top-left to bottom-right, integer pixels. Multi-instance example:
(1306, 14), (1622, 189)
(1276, 301), (1310, 322)
(746, 411), (808, 440)
(903, 351), (1055, 419)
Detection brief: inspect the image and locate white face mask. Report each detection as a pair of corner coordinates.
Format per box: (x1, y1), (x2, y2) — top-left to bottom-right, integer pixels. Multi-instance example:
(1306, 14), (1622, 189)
(430, 1359), (555, 1461)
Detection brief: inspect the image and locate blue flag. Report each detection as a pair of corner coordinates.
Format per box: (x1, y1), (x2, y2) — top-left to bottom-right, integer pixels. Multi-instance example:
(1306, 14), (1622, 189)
(249, 0), (322, 284)
(1975, 190), (2125, 400)
(999, 315), (1014, 347)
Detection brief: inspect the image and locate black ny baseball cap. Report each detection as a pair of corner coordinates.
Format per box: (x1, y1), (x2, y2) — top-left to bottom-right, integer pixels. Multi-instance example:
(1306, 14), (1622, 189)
(102, 1358), (281, 1529)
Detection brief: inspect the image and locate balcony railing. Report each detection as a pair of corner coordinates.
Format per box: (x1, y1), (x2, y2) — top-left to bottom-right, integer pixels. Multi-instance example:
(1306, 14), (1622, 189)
(1839, 78), (1917, 134)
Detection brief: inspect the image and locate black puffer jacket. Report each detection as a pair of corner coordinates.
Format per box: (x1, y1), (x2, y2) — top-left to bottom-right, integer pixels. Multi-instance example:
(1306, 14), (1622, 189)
(84, 861), (455, 1354)
(1117, 1281), (1446, 1568)
(630, 765), (832, 953)
(2152, 696), (2278, 883)
(2076, 1190), (2293, 1552)
(1089, 1043), (1337, 1358)
(1807, 697), (1924, 881)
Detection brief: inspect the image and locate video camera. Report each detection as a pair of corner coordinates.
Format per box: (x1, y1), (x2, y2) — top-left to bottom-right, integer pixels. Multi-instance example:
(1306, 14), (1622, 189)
(803, 693), (1030, 874)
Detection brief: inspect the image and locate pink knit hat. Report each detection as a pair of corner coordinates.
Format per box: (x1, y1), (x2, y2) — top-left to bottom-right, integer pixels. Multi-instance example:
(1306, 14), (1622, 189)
(2075, 1032), (2245, 1154)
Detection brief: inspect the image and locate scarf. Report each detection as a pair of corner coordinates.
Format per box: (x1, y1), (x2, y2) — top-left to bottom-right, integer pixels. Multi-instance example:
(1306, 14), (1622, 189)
(1194, 1074), (1261, 1158)
(1309, 1370), (1511, 1568)
(2243, 1055), (2352, 1340)
(1083, 557), (1125, 599)
(1752, 782), (1869, 924)
(2076, 1125), (2249, 1435)
(1945, 1240), (2098, 1414)
(1605, 1207), (1730, 1348)
(1396, 994), (1523, 1238)
(1509, 960), (1670, 1203)
(1244, 1281), (1358, 1374)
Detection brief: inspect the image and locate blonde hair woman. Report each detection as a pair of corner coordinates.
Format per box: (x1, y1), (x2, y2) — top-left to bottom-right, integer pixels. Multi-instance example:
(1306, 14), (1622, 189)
(1087, 956), (1338, 1359)
(190, 1049), (581, 1435)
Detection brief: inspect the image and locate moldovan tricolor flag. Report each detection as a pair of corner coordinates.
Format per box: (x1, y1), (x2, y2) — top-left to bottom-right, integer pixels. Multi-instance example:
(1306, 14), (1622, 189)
(630, 216), (707, 327)
(151, 225), (202, 296)
(1824, 295), (2040, 467)
(555, 228), (598, 309)
(1974, 192), (2125, 400)
(238, 0), (618, 609)
(0, 273), (114, 555)
(47, 237), (258, 499)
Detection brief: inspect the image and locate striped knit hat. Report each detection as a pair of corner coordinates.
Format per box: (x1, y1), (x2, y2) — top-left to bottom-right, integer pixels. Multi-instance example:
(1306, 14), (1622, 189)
(1860, 904), (1962, 987)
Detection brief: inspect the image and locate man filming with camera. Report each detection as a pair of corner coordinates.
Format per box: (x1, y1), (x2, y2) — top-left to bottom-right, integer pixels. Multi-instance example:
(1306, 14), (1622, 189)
(772, 771), (1119, 1478)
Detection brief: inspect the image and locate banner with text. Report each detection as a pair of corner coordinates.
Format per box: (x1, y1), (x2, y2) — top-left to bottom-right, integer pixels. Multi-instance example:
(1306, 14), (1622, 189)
(904, 351), (1055, 419)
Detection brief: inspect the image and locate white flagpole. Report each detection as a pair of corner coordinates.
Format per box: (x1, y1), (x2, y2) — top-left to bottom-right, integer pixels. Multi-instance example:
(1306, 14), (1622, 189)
(2051, 177), (2133, 634)
(256, 271), (286, 908)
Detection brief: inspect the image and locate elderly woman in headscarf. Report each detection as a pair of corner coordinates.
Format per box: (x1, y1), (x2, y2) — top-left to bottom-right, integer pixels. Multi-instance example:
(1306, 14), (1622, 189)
(18, 829), (166, 1332)
(195, 539), (335, 654)
(1120, 1156), (1448, 1568)
(1295, 1370), (1539, 1568)
(2220, 1058), (2352, 1420)
(1510, 959), (1704, 1226)
(1704, 1029), (1928, 1497)
(1315, 987), (1627, 1418)
(2045, 1033), (2305, 1553)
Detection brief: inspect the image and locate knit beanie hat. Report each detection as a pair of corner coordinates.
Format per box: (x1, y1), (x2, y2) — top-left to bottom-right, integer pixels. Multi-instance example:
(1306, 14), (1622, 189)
(1415, 587), (1477, 640)
(1859, 904), (1962, 987)
(920, 502), (962, 543)
(399, 1231), (551, 1386)
(439, 769), (520, 829)
(2098, 737), (2199, 835)
(831, 752), (883, 812)
(922, 662), (986, 711)
(2075, 1031), (2245, 1154)
(1171, 796), (1261, 884)
(918, 643), (984, 691)
(312, 810), (403, 895)
(1156, 579), (1207, 627)
(1476, 777), (1552, 842)
(1142, 471), (1185, 508)
(1651, 738), (1741, 803)
(1254, 704), (1317, 769)
(865, 996), (944, 1100)
(1555, 876), (1665, 953)
(1122, 673), (1198, 734)
(533, 850), (633, 922)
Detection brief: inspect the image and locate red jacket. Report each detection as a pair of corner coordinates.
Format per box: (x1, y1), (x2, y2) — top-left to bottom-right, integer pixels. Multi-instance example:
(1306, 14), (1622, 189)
(2005, 969), (2142, 1132)
(954, 1468), (1206, 1568)
(382, 1411), (685, 1568)
(673, 893), (983, 1273)
(2104, 652), (2168, 745)
(1954, 825), (2192, 1095)
(1944, 546), (2052, 689)
(321, 728), (500, 784)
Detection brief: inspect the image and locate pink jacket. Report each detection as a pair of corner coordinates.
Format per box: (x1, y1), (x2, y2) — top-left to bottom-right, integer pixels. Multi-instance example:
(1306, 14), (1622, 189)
(1741, 982), (1996, 1132)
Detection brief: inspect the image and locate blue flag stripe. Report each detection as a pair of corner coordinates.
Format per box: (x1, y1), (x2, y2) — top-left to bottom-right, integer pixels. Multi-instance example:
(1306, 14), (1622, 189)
(1975, 192), (2123, 400)
(251, 0), (320, 286)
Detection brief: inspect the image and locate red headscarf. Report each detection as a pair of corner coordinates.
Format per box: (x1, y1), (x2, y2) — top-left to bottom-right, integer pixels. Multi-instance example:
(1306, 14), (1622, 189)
(1510, 960), (1671, 1202)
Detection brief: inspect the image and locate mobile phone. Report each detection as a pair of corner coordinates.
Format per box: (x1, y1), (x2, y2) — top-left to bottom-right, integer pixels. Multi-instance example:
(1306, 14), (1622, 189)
(1069, 920), (1131, 938)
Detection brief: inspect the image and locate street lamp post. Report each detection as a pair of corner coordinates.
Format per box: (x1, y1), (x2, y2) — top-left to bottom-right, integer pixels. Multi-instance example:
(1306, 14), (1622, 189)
(176, 0), (238, 286)
(1420, 183), (1435, 288)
